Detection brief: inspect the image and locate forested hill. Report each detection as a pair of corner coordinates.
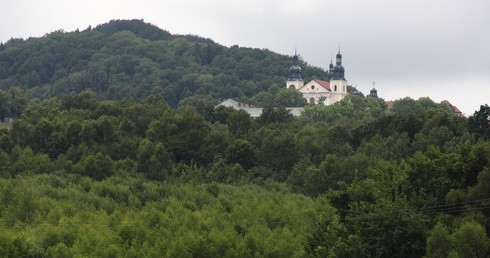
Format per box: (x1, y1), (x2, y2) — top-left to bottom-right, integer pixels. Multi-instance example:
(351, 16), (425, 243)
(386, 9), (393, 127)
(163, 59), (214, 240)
(0, 19), (325, 106)
(2, 19), (490, 257)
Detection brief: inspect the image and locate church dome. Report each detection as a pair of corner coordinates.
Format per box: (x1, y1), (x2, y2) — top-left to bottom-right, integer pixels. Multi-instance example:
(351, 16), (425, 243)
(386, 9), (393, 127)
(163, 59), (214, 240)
(289, 65), (302, 80)
(288, 53), (302, 80)
(369, 87), (378, 98)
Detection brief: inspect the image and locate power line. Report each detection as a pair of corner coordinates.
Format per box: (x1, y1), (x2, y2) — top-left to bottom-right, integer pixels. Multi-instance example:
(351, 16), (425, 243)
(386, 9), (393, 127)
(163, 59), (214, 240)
(1, 198), (488, 228)
(338, 198), (490, 222)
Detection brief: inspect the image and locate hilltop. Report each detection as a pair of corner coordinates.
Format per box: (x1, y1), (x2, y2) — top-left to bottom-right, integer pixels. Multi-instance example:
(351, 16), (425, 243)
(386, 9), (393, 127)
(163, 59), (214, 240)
(0, 19), (326, 106)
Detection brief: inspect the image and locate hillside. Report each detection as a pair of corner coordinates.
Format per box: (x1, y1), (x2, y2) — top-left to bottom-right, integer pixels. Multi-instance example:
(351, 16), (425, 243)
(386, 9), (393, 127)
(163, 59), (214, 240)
(0, 19), (326, 106)
(1, 19), (489, 257)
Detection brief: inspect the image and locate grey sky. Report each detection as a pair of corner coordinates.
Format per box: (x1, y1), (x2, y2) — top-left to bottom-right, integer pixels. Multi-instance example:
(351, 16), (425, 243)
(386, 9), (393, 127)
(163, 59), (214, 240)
(1, 0), (489, 115)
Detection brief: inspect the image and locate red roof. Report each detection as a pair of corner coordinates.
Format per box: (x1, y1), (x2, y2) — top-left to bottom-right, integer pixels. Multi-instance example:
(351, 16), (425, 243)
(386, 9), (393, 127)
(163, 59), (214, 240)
(442, 100), (462, 115)
(313, 79), (331, 90)
(385, 100), (394, 109)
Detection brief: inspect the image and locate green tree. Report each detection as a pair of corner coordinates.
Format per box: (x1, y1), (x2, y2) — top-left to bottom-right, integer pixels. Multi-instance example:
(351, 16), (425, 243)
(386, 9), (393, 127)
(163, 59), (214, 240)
(256, 106), (293, 125)
(137, 139), (155, 174)
(288, 158), (324, 196)
(346, 200), (427, 257)
(227, 109), (252, 136)
(252, 91), (274, 106)
(96, 115), (118, 144)
(7, 87), (27, 116)
(64, 120), (82, 146)
(426, 223), (453, 258)
(10, 119), (33, 146)
(305, 211), (345, 257)
(225, 139), (256, 170)
(257, 130), (298, 179)
(293, 124), (328, 164)
(452, 221), (489, 258)
(272, 88), (306, 107)
(79, 152), (114, 180)
(468, 104), (490, 139)
(123, 102), (161, 136)
(0, 134), (14, 153)
(178, 95), (217, 120)
(136, 139), (173, 180)
(147, 108), (210, 164)
(0, 90), (11, 118)
(61, 91), (97, 110)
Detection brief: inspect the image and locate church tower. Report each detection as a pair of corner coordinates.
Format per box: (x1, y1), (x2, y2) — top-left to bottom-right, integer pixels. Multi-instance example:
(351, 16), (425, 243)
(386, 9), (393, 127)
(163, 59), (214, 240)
(369, 88), (378, 98)
(286, 51), (304, 90)
(326, 57), (334, 80)
(369, 82), (378, 98)
(329, 48), (348, 103)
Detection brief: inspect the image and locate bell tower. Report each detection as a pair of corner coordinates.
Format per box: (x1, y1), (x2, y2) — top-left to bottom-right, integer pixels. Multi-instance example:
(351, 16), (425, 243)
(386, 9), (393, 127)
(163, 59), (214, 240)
(286, 50), (304, 90)
(327, 56), (334, 80)
(330, 48), (345, 80)
(369, 82), (378, 98)
(329, 47), (348, 103)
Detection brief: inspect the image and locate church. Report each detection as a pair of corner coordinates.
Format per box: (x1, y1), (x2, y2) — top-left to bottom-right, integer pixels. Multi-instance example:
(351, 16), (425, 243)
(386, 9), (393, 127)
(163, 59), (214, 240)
(216, 49), (351, 117)
(218, 49), (465, 118)
(287, 49), (348, 105)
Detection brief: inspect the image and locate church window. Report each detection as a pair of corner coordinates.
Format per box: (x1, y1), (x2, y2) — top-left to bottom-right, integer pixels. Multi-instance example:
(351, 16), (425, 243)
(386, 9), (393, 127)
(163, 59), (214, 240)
(311, 85), (315, 90)
(334, 85), (337, 91)
(289, 85), (295, 89)
(309, 98), (315, 104)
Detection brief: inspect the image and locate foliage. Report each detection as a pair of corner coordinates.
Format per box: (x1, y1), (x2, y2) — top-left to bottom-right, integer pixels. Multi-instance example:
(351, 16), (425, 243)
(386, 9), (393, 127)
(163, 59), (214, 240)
(468, 104), (490, 140)
(0, 175), (327, 257)
(0, 22), (489, 255)
(0, 19), (325, 107)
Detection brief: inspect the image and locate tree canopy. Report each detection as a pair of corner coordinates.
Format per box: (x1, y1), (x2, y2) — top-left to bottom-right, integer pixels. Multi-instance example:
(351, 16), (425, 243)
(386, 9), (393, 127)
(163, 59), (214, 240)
(0, 88), (487, 256)
(0, 19), (325, 107)
(0, 20), (489, 257)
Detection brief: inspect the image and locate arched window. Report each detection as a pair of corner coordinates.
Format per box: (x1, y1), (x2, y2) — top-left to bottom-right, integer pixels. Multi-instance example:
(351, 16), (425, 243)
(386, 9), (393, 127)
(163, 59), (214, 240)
(309, 98), (315, 104)
(289, 85), (295, 90)
(334, 85), (337, 91)
(311, 85), (315, 90)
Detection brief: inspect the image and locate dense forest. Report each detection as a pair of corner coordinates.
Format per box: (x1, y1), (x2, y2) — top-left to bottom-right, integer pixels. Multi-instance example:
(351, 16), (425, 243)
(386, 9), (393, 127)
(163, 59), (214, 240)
(1, 20), (490, 257)
(0, 19), (323, 108)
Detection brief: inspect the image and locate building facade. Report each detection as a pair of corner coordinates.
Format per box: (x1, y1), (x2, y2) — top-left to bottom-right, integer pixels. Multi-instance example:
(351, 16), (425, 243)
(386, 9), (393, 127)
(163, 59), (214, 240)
(286, 49), (348, 105)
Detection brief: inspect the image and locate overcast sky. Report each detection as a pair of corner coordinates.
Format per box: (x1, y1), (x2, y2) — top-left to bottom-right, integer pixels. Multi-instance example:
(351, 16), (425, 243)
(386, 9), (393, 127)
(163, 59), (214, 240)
(1, 0), (489, 115)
